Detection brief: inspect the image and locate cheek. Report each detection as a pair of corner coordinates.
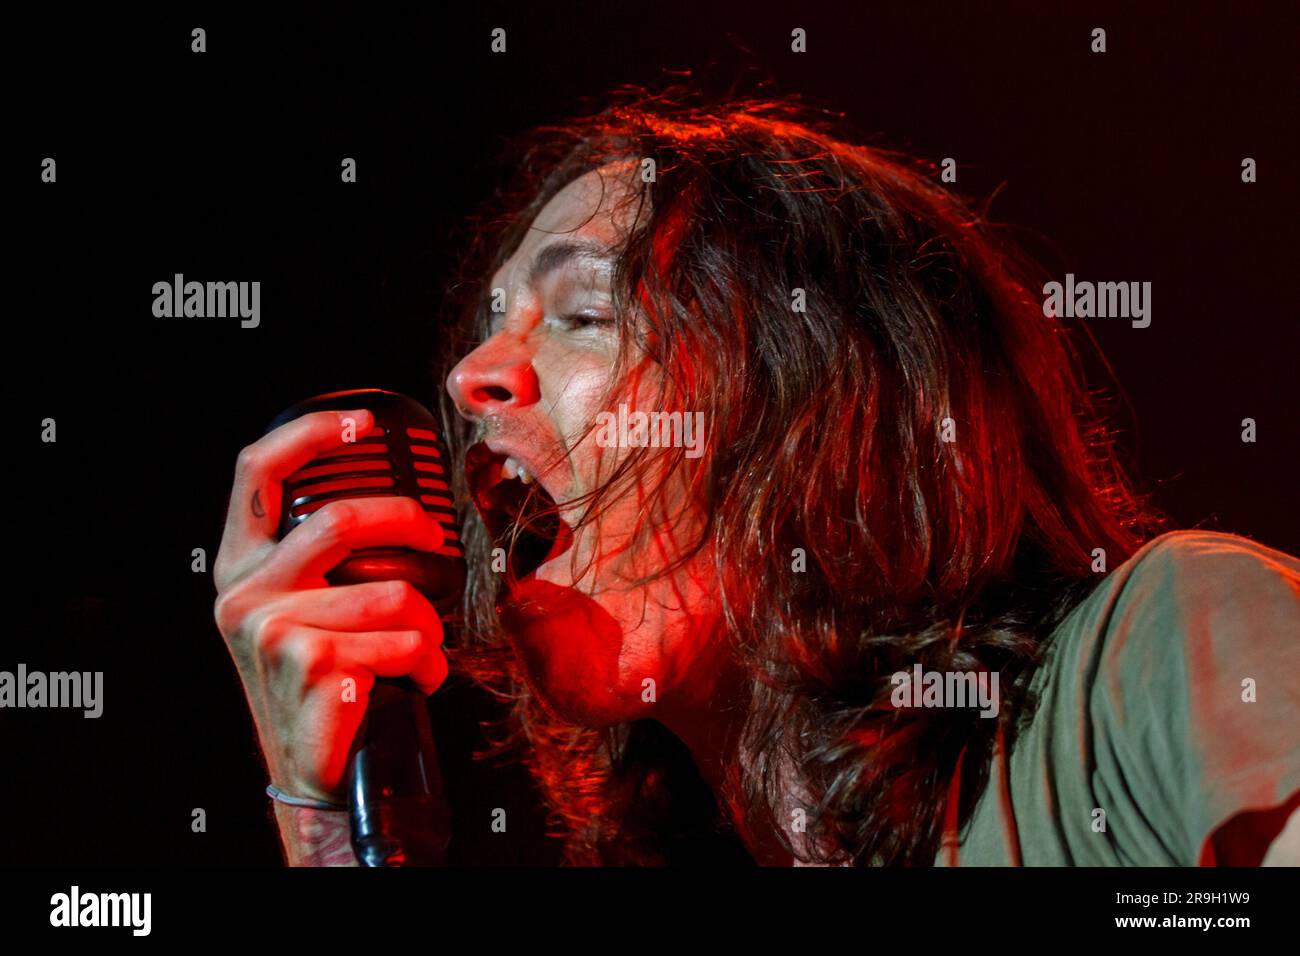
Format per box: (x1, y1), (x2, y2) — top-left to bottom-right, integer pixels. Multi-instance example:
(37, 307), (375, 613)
(535, 350), (634, 501)
(534, 344), (615, 439)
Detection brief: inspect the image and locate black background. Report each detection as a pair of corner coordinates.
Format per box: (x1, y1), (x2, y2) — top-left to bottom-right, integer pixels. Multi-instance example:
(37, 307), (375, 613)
(8, 1), (1298, 865)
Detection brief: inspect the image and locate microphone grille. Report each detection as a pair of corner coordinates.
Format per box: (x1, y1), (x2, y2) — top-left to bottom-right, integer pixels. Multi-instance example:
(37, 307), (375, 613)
(270, 389), (463, 560)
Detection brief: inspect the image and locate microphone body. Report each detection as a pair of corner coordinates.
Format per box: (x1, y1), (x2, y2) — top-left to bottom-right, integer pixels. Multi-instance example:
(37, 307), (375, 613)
(266, 388), (466, 866)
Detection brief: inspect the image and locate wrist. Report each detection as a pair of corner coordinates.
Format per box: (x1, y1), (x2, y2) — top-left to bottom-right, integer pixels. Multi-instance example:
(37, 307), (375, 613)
(266, 783), (346, 811)
(271, 801), (358, 867)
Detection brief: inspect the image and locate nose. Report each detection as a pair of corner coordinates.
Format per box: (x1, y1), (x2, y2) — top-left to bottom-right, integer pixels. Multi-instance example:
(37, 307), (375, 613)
(446, 336), (541, 421)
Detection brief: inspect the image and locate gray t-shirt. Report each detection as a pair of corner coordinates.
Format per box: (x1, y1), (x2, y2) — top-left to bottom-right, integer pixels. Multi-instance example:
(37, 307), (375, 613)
(936, 530), (1300, 865)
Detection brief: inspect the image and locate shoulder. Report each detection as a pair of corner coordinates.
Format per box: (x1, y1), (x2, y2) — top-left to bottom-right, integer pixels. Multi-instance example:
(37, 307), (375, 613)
(1065, 530), (1300, 682)
(1073, 530), (1300, 771)
(1114, 529), (1300, 598)
(1077, 531), (1300, 862)
(1039, 530), (1300, 747)
(1096, 531), (1300, 661)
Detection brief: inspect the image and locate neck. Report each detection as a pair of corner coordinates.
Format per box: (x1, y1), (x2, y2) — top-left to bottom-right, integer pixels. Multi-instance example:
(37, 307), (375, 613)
(655, 649), (795, 867)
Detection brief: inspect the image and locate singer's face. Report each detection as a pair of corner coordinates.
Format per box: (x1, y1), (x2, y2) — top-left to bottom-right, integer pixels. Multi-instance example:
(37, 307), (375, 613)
(448, 162), (725, 728)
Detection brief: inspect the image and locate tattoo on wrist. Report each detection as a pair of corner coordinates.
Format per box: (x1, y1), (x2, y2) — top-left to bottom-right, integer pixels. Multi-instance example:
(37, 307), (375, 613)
(284, 806), (357, 867)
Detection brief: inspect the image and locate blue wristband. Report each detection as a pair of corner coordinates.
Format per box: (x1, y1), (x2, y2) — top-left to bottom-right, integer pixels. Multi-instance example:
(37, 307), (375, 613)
(266, 783), (347, 811)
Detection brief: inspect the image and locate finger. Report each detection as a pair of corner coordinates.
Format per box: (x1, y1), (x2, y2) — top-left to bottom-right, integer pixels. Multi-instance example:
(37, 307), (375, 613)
(256, 496), (446, 590)
(256, 579), (443, 649)
(215, 408), (378, 587)
(269, 625), (447, 700)
(269, 626), (448, 798)
(330, 629), (449, 695)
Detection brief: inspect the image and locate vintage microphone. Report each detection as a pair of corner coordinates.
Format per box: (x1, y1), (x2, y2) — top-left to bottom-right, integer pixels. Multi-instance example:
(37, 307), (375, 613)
(266, 388), (467, 866)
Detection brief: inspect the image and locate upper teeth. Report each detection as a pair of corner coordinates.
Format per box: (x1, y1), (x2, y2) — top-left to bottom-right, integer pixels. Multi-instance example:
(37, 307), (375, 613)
(503, 456), (533, 485)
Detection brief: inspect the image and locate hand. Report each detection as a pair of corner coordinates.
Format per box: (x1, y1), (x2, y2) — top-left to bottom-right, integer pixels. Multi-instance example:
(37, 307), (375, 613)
(213, 407), (449, 805)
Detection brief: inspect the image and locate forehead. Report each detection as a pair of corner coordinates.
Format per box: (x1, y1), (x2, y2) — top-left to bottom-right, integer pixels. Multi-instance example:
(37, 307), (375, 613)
(494, 161), (641, 286)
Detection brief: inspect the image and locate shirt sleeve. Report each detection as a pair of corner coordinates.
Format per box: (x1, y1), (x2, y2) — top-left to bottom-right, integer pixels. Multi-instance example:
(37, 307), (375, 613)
(1089, 531), (1300, 865)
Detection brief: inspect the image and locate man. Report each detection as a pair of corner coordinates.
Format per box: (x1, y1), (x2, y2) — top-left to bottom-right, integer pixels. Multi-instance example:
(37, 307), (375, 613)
(214, 90), (1300, 866)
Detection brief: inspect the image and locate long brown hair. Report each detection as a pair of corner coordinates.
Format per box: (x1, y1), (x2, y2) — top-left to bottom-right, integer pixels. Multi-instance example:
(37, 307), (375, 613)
(437, 85), (1156, 865)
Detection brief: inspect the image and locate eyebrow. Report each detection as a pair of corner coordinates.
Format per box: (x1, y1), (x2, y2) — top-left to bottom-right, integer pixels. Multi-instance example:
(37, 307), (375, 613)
(525, 239), (615, 288)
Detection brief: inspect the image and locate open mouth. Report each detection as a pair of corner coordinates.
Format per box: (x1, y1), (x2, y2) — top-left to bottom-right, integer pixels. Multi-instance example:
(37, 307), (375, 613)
(465, 441), (572, 584)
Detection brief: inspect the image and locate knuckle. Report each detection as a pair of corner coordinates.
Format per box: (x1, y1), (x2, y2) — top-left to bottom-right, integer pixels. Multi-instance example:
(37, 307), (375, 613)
(213, 582), (252, 637)
(383, 578), (420, 610)
(312, 500), (358, 543)
(283, 632), (335, 683)
(212, 548), (250, 595)
(212, 590), (234, 634)
(251, 611), (294, 661)
(360, 578), (418, 620)
(212, 553), (231, 591)
(235, 442), (264, 476)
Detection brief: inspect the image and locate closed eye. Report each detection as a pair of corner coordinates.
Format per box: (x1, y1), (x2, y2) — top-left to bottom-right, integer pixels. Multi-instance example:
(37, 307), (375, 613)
(549, 312), (613, 332)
